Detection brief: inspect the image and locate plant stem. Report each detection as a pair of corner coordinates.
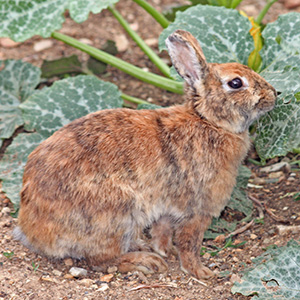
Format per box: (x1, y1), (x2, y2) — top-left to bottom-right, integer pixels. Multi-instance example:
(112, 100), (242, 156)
(230, 0), (244, 8)
(51, 32), (183, 94)
(121, 93), (149, 105)
(132, 0), (170, 29)
(108, 6), (171, 78)
(255, 0), (278, 24)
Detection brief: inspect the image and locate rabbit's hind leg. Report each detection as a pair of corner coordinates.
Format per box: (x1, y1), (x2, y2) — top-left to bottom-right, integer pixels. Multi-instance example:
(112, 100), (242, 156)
(150, 216), (174, 257)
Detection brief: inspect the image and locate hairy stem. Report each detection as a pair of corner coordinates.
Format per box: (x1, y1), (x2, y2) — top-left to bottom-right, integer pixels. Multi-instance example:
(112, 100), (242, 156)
(108, 6), (171, 78)
(132, 0), (170, 28)
(51, 32), (183, 94)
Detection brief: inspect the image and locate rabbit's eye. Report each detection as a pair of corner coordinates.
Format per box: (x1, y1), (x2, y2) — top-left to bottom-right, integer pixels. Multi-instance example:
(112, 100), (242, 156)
(228, 78), (243, 89)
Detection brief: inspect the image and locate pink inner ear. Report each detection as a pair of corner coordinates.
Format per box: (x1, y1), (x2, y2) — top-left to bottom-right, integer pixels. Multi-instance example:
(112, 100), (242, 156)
(176, 43), (200, 81)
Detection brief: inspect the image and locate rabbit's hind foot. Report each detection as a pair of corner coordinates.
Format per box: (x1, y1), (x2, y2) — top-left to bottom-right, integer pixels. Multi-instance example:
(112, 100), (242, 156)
(117, 251), (168, 275)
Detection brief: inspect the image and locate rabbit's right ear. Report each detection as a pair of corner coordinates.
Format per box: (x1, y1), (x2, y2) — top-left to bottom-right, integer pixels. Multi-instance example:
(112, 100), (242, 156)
(166, 30), (209, 87)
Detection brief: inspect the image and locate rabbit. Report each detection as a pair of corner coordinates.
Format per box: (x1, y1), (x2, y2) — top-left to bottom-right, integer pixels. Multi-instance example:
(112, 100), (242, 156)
(14, 30), (276, 280)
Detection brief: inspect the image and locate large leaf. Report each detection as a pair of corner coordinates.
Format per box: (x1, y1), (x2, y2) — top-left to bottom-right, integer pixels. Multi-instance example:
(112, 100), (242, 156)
(254, 90), (300, 162)
(20, 75), (123, 138)
(260, 13), (300, 92)
(0, 133), (45, 208)
(0, 60), (41, 147)
(232, 240), (300, 299)
(0, 0), (119, 42)
(159, 5), (253, 65)
(0, 74), (123, 209)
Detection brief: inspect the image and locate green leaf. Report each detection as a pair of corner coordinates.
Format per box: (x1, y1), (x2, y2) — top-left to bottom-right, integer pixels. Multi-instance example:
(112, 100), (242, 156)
(254, 90), (300, 161)
(20, 75), (123, 138)
(0, 60), (41, 146)
(41, 55), (83, 78)
(0, 0), (119, 42)
(260, 13), (300, 92)
(205, 166), (252, 239)
(159, 5), (253, 65)
(232, 240), (300, 299)
(1, 73), (123, 209)
(0, 132), (45, 209)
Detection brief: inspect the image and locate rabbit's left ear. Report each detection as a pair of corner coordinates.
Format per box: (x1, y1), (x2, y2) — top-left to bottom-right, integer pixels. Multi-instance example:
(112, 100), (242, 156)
(166, 30), (210, 86)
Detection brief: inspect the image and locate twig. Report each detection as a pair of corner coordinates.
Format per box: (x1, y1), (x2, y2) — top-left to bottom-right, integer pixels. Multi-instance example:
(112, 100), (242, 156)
(128, 282), (177, 292)
(263, 203), (289, 224)
(191, 276), (208, 287)
(248, 195), (264, 219)
(225, 219), (254, 239)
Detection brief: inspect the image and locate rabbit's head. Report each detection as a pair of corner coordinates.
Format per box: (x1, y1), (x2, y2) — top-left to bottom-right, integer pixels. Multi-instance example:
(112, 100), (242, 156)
(166, 30), (277, 133)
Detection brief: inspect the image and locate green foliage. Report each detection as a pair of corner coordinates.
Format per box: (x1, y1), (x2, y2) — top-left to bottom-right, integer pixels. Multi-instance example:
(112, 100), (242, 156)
(232, 240), (300, 299)
(0, 60), (41, 147)
(0, 62), (123, 208)
(3, 251), (14, 259)
(0, 0), (118, 42)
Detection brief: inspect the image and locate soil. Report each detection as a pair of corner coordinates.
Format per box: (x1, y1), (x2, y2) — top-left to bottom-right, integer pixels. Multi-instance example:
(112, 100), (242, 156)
(1, 0), (300, 299)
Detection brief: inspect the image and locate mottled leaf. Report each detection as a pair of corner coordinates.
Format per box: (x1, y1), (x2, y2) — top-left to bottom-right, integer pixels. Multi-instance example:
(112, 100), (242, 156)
(255, 90), (300, 162)
(159, 5), (253, 65)
(232, 240), (300, 299)
(20, 75), (123, 138)
(0, 0), (119, 42)
(260, 13), (300, 92)
(0, 60), (41, 145)
(0, 132), (45, 209)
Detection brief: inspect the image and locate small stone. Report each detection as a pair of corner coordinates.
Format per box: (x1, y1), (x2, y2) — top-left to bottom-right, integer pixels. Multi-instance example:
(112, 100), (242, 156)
(107, 266), (118, 273)
(250, 234), (257, 240)
(261, 162), (291, 174)
(214, 234), (226, 244)
(33, 39), (54, 52)
(230, 274), (242, 284)
(284, 0), (300, 9)
(78, 38), (93, 45)
(79, 278), (94, 286)
(287, 177), (295, 182)
(202, 252), (211, 259)
(232, 257), (239, 263)
(0, 38), (20, 48)
(283, 206), (289, 211)
(268, 171), (284, 179)
(115, 34), (129, 52)
(276, 225), (300, 235)
(144, 38), (158, 47)
(69, 267), (88, 278)
(52, 269), (62, 277)
(129, 23), (139, 31)
(1, 207), (11, 215)
(64, 258), (73, 266)
(98, 283), (109, 292)
(64, 274), (74, 279)
(100, 274), (114, 283)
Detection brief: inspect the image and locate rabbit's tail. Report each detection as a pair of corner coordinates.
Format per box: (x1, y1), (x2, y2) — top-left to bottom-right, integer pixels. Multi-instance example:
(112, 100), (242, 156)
(13, 226), (36, 252)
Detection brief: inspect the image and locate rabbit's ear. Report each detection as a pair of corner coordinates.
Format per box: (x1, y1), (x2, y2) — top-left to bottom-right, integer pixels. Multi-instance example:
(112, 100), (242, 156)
(166, 30), (209, 86)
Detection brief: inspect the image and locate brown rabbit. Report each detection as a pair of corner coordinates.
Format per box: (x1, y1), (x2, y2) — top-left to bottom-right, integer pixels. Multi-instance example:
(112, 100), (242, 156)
(14, 30), (276, 279)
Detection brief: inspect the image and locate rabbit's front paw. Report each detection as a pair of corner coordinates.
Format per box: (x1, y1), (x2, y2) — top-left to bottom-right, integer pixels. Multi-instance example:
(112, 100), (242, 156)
(118, 251), (168, 275)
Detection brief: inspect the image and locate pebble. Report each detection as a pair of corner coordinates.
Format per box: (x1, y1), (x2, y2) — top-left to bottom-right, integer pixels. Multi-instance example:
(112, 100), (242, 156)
(284, 0), (300, 9)
(79, 278), (94, 286)
(276, 225), (300, 235)
(98, 283), (109, 292)
(64, 258), (73, 266)
(261, 162), (291, 173)
(69, 267), (88, 278)
(115, 34), (129, 52)
(144, 38), (158, 47)
(250, 234), (257, 240)
(230, 274), (242, 284)
(1, 207), (11, 215)
(214, 234), (226, 244)
(52, 269), (62, 277)
(202, 252), (211, 259)
(100, 274), (114, 283)
(78, 38), (93, 45)
(0, 37), (20, 48)
(268, 171), (284, 179)
(107, 266), (118, 273)
(129, 22), (139, 31)
(33, 39), (53, 52)
(232, 257), (239, 263)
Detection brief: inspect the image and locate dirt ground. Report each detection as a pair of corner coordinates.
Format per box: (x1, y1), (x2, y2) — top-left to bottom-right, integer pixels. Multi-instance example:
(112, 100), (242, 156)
(1, 0), (300, 299)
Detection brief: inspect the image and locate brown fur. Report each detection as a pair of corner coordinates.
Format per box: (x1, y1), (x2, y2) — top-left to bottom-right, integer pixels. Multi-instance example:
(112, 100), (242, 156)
(14, 30), (276, 279)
